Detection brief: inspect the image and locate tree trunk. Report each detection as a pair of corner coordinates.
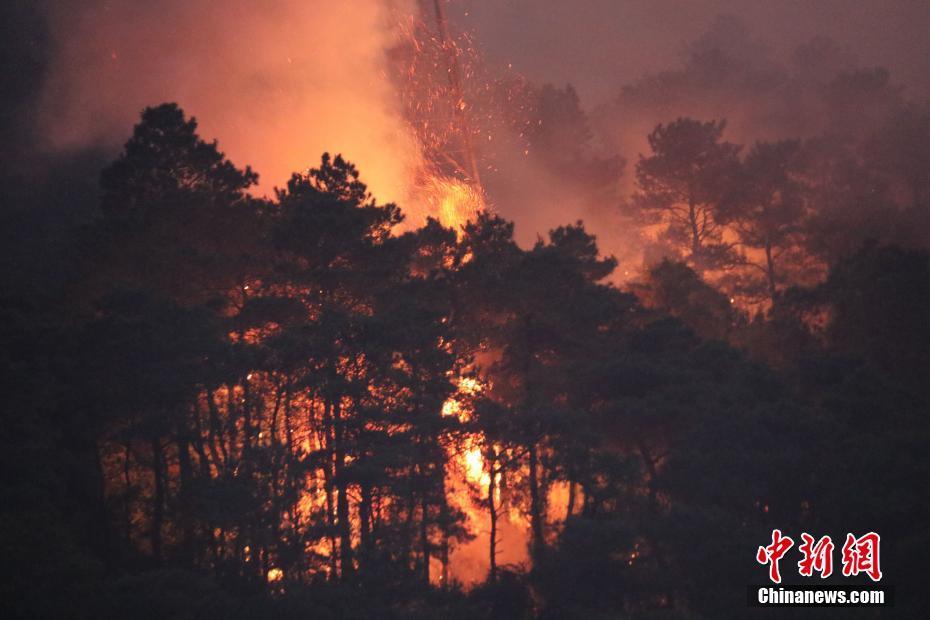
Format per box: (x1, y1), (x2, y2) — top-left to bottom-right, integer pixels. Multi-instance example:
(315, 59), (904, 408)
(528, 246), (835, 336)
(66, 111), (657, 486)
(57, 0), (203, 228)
(321, 397), (339, 579)
(527, 443), (545, 561)
(566, 477), (576, 520)
(240, 378), (253, 466)
(420, 491), (431, 585)
(149, 435), (165, 563)
(206, 390), (228, 469)
(175, 420), (195, 565)
(332, 398), (354, 579)
(190, 406), (212, 478)
(123, 437), (133, 545)
(359, 482), (373, 573)
(764, 240), (778, 305)
(487, 447), (498, 583)
(689, 198), (702, 259)
(439, 497), (450, 588)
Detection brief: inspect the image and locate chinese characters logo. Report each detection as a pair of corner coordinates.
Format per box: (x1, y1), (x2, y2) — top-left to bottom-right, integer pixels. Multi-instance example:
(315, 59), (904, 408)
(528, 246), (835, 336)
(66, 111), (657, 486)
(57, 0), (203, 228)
(756, 530), (881, 583)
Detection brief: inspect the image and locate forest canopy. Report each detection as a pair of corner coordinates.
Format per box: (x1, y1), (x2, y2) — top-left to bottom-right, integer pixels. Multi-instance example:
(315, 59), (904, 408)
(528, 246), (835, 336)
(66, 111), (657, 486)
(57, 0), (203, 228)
(2, 97), (928, 618)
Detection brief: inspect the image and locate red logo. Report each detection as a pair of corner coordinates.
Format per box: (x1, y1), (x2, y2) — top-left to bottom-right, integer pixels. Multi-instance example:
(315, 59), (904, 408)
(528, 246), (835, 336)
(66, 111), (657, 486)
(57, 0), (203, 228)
(756, 529), (794, 583)
(841, 532), (882, 582)
(798, 533), (834, 578)
(757, 530), (881, 583)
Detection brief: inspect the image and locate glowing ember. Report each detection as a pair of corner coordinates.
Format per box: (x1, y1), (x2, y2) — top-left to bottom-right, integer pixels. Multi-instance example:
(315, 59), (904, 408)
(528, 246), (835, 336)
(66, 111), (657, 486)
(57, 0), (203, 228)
(422, 175), (486, 232)
(387, 3), (499, 230)
(441, 375), (484, 420)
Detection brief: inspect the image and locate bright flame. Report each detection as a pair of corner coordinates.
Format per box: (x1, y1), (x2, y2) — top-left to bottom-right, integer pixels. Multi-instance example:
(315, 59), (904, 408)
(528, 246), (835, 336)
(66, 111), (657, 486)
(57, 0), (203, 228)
(441, 375), (484, 420)
(421, 175), (485, 232)
(464, 446), (488, 487)
(457, 376), (482, 395)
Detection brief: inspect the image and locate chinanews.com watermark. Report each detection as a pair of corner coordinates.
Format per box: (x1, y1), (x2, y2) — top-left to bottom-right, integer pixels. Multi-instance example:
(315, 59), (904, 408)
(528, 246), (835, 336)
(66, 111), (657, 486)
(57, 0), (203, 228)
(749, 529), (892, 607)
(749, 585), (892, 607)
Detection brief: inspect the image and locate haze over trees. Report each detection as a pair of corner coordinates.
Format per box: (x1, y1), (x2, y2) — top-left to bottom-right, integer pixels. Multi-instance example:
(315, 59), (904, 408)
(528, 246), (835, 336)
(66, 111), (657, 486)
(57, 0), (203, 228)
(2, 7), (930, 618)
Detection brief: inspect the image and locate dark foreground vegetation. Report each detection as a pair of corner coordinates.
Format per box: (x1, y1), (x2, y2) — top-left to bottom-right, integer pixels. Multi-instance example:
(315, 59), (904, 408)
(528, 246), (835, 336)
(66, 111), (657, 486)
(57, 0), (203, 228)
(1, 98), (928, 618)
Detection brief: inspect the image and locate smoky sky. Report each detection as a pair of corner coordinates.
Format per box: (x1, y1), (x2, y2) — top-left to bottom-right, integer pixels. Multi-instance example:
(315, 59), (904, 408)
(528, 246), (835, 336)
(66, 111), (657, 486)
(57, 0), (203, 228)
(448, 0), (930, 105)
(8, 1), (927, 174)
(3, 0), (928, 265)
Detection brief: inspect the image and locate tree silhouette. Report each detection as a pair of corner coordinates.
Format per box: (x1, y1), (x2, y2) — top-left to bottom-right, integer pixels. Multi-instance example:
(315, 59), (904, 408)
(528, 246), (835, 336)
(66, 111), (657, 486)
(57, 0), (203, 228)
(719, 139), (809, 304)
(5, 97), (930, 619)
(633, 118), (741, 272)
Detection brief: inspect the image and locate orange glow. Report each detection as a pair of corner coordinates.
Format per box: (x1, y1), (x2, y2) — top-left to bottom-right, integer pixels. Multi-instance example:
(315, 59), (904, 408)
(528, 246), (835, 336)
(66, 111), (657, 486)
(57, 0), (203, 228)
(92, 1), (501, 589)
(40, 1), (428, 209)
(464, 446), (487, 486)
(441, 375), (484, 420)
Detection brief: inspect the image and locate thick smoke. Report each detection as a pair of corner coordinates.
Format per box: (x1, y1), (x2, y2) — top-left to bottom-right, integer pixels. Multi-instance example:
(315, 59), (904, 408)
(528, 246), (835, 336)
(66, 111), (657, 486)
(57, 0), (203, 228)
(592, 15), (904, 192)
(32, 2), (928, 275)
(448, 4), (928, 272)
(450, 0), (930, 106)
(37, 0), (421, 207)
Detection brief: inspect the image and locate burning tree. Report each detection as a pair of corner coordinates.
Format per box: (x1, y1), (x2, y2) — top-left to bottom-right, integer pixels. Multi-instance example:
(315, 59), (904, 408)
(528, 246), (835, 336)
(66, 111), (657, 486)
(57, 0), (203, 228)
(388, 0), (490, 231)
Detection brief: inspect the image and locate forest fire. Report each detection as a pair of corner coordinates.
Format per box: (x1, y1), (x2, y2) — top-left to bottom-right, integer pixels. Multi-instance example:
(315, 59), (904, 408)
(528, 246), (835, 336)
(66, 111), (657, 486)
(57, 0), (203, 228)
(391, 1), (490, 232)
(420, 175), (486, 233)
(439, 375), (530, 584)
(5, 1), (928, 618)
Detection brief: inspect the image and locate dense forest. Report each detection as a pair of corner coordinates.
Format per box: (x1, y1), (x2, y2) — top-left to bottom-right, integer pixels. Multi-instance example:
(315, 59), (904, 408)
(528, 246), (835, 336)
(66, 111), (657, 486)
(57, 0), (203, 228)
(2, 96), (928, 618)
(2, 2), (930, 617)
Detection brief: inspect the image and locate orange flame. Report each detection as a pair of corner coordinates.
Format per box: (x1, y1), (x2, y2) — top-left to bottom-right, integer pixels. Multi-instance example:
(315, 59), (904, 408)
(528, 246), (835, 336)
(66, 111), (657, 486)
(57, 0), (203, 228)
(419, 175), (486, 233)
